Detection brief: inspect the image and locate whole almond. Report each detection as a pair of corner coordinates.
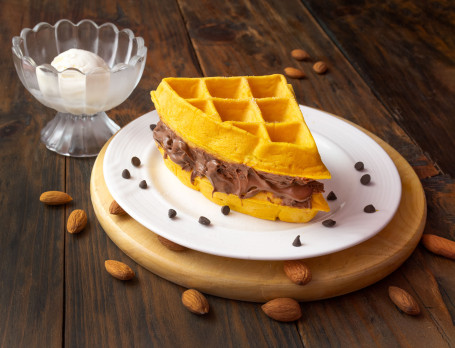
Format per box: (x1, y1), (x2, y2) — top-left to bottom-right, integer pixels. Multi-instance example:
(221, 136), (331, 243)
(421, 234), (455, 260)
(40, 191), (72, 205)
(291, 49), (310, 61)
(157, 235), (187, 251)
(67, 209), (87, 234)
(388, 286), (420, 316)
(284, 67), (305, 79)
(313, 61), (328, 74)
(105, 260), (135, 280)
(109, 200), (127, 215)
(261, 298), (302, 322)
(182, 289), (209, 315)
(283, 260), (312, 285)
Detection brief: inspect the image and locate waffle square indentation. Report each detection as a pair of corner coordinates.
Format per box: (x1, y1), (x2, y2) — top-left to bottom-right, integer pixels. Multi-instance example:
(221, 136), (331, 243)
(166, 78), (208, 99)
(205, 77), (252, 99)
(266, 123), (304, 144)
(256, 98), (301, 123)
(213, 100), (262, 122)
(247, 75), (290, 98)
(230, 122), (270, 139)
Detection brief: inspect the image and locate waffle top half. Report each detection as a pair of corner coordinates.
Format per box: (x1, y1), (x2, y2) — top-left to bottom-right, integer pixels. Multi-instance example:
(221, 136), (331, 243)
(150, 74), (331, 180)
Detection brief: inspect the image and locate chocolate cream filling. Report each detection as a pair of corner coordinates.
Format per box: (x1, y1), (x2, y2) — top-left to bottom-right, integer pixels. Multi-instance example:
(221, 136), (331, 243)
(153, 121), (324, 208)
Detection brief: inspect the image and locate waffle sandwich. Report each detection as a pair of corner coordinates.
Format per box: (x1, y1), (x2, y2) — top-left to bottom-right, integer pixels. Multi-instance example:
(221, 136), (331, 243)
(150, 74), (331, 222)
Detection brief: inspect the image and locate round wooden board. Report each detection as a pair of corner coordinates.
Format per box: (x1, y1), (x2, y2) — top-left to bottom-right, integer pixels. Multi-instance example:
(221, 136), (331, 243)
(90, 122), (426, 303)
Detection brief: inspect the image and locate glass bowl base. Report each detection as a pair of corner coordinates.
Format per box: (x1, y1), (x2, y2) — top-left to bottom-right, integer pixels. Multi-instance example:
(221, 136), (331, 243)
(40, 111), (120, 157)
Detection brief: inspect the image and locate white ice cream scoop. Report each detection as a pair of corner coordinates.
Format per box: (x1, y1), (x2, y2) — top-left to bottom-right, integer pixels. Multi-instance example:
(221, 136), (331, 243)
(37, 48), (110, 115)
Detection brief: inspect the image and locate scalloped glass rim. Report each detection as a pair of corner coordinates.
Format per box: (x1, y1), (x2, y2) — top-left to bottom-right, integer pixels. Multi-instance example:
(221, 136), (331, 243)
(12, 19), (147, 74)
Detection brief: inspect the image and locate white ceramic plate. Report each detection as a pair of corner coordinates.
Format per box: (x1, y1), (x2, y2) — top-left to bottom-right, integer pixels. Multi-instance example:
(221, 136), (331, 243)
(103, 106), (401, 260)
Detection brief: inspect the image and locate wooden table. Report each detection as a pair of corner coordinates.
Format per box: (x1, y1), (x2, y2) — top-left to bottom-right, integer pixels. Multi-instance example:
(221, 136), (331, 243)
(2, 1), (454, 346)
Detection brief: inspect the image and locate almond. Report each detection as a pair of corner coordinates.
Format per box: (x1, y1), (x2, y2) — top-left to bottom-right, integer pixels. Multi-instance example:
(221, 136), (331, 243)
(109, 200), (127, 215)
(421, 234), (455, 260)
(283, 260), (312, 285)
(182, 289), (209, 315)
(291, 49), (310, 61)
(261, 298), (302, 322)
(40, 191), (72, 205)
(105, 260), (135, 280)
(157, 235), (187, 251)
(284, 67), (305, 79)
(388, 286), (420, 316)
(67, 209), (87, 234)
(313, 61), (328, 74)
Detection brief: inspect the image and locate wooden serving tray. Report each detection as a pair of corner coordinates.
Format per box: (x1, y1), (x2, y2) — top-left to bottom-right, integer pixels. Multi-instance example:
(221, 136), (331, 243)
(90, 124), (426, 302)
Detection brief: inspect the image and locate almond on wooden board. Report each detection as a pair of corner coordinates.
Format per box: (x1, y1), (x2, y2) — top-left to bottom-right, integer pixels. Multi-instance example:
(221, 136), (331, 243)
(388, 286), (420, 316)
(261, 298), (302, 322)
(284, 67), (305, 79)
(182, 289), (209, 315)
(109, 200), (127, 215)
(421, 234), (455, 260)
(313, 61), (328, 74)
(291, 48), (310, 61)
(67, 209), (87, 234)
(157, 235), (187, 251)
(105, 260), (135, 280)
(40, 191), (72, 205)
(283, 260), (312, 285)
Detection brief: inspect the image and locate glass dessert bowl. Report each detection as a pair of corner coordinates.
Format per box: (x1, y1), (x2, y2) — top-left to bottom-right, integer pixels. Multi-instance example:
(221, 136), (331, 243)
(12, 19), (147, 157)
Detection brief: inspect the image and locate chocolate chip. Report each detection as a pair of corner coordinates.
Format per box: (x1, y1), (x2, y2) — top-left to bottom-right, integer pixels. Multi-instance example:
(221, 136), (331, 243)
(355, 161), (364, 171)
(139, 180), (147, 189)
(221, 205), (230, 215)
(292, 235), (302, 247)
(168, 209), (177, 218)
(198, 216), (211, 225)
(364, 204), (376, 213)
(322, 219), (336, 227)
(360, 174), (371, 185)
(150, 124), (156, 131)
(326, 191), (337, 201)
(131, 156), (141, 167)
(122, 169), (131, 179)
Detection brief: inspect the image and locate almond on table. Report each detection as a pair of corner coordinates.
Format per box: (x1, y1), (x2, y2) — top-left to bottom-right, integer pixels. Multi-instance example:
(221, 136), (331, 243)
(105, 260), (135, 280)
(284, 67), (306, 79)
(67, 209), (87, 234)
(261, 298), (302, 322)
(388, 286), (420, 316)
(182, 289), (209, 315)
(421, 234), (455, 260)
(291, 49), (310, 61)
(40, 191), (73, 205)
(313, 61), (328, 74)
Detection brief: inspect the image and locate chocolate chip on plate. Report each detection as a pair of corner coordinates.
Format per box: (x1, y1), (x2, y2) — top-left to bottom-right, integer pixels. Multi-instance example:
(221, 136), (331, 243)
(150, 124), (156, 131)
(198, 216), (211, 226)
(131, 156), (141, 167)
(326, 191), (337, 201)
(139, 180), (147, 189)
(221, 205), (230, 215)
(168, 209), (177, 219)
(322, 219), (336, 227)
(292, 235), (302, 247)
(364, 204), (376, 213)
(122, 169), (131, 179)
(360, 174), (371, 185)
(355, 161), (364, 171)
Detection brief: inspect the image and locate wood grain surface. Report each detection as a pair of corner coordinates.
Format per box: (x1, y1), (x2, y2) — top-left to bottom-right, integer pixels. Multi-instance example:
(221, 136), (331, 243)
(1, 0), (455, 347)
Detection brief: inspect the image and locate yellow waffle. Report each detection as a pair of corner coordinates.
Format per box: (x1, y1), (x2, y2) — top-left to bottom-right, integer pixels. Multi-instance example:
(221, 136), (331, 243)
(151, 74), (331, 179)
(150, 74), (331, 222)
